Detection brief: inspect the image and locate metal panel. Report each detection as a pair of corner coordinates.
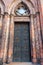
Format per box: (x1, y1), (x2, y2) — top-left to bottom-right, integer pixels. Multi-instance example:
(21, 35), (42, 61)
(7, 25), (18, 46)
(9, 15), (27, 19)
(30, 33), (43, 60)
(13, 22), (31, 62)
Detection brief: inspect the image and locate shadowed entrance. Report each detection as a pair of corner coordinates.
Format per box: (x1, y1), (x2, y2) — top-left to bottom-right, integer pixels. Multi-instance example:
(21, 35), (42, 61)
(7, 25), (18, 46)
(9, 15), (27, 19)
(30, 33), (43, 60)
(13, 22), (31, 62)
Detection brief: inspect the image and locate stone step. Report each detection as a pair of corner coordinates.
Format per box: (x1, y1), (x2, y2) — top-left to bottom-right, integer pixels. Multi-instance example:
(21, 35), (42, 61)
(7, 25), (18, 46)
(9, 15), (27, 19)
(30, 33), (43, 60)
(3, 62), (33, 65)
(3, 62), (40, 65)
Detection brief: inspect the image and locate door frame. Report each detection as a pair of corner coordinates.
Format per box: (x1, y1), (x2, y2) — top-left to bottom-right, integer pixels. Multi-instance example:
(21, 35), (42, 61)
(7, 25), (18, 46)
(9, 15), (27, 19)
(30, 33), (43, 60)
(13, 21), (31, 62)
(7, 15), (37, 63)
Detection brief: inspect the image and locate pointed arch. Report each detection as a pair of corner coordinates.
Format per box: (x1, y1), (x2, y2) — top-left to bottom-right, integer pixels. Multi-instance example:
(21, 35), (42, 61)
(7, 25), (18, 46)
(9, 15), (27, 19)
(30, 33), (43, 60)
(14, 2), (30, 16)
(9, 0), (36, 15)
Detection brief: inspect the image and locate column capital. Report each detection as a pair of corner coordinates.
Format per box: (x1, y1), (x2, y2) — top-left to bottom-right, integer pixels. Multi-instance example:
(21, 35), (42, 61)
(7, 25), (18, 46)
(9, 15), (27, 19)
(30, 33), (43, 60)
(4, 12), (10, 18)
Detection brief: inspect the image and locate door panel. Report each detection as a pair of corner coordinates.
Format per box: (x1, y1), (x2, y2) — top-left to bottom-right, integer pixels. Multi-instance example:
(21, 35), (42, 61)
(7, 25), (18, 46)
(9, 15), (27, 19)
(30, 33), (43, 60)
(13, 22), (31, 62)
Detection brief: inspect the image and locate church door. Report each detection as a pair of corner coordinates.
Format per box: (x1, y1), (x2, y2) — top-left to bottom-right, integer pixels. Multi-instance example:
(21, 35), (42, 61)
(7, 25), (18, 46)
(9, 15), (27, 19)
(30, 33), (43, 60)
(13, 22), (31, 62)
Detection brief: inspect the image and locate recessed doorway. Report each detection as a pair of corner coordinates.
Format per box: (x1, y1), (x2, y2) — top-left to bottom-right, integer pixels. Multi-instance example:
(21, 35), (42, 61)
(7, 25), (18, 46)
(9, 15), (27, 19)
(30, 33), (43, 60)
(13, 22), (31, 62)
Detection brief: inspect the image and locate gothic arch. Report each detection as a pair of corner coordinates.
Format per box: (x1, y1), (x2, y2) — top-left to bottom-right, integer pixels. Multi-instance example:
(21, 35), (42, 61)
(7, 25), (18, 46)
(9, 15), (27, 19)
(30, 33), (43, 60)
(0, 0), (5, 14)
(7, 0), (36, 63)
(1, 0), (43, 64)
(9, 0), (36, 15)
(6, 0), (37, 63)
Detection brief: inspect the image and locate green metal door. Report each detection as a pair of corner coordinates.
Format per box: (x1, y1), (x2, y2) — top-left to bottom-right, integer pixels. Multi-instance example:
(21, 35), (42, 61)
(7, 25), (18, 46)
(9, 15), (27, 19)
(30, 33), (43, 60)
(13, 22), (31, 62)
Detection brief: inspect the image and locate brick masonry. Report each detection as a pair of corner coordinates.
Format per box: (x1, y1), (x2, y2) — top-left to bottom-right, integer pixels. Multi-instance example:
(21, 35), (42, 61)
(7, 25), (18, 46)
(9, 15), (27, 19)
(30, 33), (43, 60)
(0, 0), (43, 65)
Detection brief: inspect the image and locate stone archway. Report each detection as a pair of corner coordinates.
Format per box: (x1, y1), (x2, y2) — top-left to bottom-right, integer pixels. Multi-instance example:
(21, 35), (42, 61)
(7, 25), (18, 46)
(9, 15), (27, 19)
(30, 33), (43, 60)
(2, 0), (43, 65)
(6, 0), (37, 64)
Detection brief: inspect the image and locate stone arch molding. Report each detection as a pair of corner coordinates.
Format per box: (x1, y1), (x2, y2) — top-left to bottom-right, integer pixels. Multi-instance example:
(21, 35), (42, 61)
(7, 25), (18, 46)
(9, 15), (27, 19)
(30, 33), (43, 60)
(0, 0), (5, 14)
(9, 0), (36, 15)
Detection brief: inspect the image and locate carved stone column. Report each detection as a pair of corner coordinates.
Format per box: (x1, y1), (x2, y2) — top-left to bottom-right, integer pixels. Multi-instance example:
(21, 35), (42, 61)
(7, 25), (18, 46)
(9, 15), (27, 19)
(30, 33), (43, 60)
(0, 14), (3, 58)
(36, 13), (43, 65)
(34, 16), (41, 64)
(0, 14), (3, 64)
(1, 13), (10, 63)
(37, 0), (43, 43)
(30, 14), (37, 63)
(7, 14), (14, 63)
